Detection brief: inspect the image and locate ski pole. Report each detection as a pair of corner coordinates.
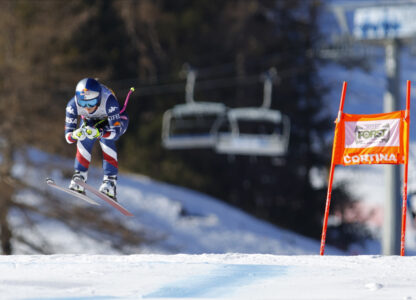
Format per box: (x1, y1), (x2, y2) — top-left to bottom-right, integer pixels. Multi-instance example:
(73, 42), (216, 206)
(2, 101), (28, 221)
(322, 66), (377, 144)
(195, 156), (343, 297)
(120, 87), (135, 114)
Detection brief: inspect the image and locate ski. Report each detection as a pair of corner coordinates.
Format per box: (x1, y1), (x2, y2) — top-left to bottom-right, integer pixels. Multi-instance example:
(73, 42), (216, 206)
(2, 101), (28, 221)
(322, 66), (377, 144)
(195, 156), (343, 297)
(46, 178), (100, 206)
(74, 178), (134, 217)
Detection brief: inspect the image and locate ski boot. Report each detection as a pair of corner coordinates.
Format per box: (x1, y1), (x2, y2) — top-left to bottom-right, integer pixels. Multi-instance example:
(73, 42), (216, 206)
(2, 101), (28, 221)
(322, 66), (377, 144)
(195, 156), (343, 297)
(99, 175), (117, 201)
(69, 171), (87, 194)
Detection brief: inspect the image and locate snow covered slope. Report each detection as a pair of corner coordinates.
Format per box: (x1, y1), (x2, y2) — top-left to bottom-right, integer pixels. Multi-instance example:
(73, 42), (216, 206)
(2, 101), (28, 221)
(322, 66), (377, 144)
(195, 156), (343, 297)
(1, 254), (416, 299)
(11, 148), (342, 255)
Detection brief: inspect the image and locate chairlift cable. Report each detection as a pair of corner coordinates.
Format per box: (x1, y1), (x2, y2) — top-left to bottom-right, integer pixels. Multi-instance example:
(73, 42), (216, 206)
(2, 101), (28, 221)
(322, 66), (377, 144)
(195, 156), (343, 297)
(55, 58), (315, 98)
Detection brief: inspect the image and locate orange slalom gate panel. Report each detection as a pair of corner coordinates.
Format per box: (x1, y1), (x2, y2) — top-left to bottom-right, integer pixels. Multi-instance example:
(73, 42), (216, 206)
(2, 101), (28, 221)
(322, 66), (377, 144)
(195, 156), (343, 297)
(331, 110), (409, 166)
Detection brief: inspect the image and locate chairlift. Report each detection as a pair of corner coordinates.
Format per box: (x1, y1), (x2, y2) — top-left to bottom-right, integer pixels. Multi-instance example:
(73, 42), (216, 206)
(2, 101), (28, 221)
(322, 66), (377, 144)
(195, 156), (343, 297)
(162, 66), (227, 149)
(215, 69), (290, 157)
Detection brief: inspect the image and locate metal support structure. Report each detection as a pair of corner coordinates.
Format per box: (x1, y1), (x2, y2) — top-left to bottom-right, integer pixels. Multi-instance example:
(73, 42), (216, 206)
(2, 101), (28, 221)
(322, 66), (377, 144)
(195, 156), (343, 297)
(261, 68), (277, 109)
(185, 67), (196, 104)
(382, 39), (402, 255)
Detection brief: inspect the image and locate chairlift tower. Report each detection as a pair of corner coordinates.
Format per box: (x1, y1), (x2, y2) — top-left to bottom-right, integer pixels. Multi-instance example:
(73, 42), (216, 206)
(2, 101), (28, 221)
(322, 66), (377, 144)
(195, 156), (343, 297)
(330, 1), (416, 255)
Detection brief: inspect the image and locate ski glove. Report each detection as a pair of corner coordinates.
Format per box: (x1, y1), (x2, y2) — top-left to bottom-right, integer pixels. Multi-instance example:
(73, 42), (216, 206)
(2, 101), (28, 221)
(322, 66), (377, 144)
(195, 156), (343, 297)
(72, 127), (86, 141)
(85, 126), (102, 139)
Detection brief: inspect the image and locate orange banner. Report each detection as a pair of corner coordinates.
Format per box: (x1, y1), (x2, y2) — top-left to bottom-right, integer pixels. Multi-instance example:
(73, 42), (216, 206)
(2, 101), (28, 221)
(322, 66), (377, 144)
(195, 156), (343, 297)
(332, 110), (409, 166)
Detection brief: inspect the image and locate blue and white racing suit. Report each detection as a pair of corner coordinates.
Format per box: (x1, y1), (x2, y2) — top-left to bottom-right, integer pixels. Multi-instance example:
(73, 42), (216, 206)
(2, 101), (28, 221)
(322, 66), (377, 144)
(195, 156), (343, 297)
(64, 84), (129, 176)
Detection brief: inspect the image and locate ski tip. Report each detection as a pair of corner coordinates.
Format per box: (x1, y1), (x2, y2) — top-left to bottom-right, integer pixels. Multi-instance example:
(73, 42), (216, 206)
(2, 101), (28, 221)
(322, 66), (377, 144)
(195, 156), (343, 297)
(130, 87), (135, 92)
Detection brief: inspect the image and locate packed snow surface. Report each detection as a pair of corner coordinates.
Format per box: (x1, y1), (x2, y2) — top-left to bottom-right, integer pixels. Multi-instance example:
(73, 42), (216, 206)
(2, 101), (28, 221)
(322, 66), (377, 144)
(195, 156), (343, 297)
(1, 254), (416, 299)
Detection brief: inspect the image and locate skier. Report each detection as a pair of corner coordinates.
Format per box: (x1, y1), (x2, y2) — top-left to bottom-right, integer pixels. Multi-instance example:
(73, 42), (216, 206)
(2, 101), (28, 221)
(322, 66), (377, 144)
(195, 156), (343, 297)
(64, 78), (129, 201)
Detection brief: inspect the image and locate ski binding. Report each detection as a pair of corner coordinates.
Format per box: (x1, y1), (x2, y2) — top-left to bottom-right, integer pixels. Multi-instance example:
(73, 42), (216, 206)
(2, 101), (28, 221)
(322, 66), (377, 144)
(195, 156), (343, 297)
(74, 178), (133, 217)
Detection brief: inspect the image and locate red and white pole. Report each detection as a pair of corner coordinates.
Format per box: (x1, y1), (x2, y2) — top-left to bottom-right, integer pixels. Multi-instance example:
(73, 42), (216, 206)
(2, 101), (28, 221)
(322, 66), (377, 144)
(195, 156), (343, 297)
(400, 80), (411, 256)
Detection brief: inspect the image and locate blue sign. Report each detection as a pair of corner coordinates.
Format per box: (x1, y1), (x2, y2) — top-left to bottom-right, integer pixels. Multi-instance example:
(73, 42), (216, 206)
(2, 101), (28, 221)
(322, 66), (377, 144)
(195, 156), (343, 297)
(353, 6), (416, 39)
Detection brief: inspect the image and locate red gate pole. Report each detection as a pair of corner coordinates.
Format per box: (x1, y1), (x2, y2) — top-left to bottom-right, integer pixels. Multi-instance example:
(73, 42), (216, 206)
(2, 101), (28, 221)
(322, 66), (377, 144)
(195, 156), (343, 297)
(320, 81), (347, 255)
(400, 80), (411, 256)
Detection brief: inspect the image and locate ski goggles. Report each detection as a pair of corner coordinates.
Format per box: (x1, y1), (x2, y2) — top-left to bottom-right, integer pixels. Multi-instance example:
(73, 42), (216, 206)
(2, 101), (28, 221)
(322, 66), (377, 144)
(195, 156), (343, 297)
(78, 98), (99, 108)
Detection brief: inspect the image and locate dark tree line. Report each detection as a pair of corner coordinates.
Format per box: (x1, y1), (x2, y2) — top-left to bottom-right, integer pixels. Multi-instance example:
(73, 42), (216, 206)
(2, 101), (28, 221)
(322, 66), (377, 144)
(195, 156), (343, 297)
(0, 0), (358, 254)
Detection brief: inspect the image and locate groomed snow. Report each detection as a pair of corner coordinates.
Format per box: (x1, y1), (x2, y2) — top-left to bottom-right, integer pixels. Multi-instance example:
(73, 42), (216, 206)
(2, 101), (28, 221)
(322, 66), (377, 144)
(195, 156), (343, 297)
(1, 254), (416, 299)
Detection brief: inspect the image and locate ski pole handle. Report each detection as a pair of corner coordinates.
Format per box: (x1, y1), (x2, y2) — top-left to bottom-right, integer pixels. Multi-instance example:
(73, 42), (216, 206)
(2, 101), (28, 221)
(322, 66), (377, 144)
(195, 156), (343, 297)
(120, 87), (135, 114)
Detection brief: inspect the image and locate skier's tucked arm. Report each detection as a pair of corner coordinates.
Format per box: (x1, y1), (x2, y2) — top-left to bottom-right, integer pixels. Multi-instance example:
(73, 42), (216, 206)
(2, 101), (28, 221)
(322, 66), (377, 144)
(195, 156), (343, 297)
(64, 98), (80, 144)
(101, 95), (123, 141)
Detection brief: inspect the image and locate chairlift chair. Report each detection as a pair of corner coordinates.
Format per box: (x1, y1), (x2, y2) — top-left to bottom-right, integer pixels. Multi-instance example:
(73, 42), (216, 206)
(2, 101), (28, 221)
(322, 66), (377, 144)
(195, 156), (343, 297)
(162, 101), (227, 149)
(162, 66), (227, 149)
(215, 107), (290, 156)
(215, 68), (291, 157)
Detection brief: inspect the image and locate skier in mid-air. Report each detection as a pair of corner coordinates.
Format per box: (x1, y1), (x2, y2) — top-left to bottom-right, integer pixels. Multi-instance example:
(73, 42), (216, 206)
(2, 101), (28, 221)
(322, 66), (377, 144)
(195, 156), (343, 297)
(64, 78), (129, 201)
